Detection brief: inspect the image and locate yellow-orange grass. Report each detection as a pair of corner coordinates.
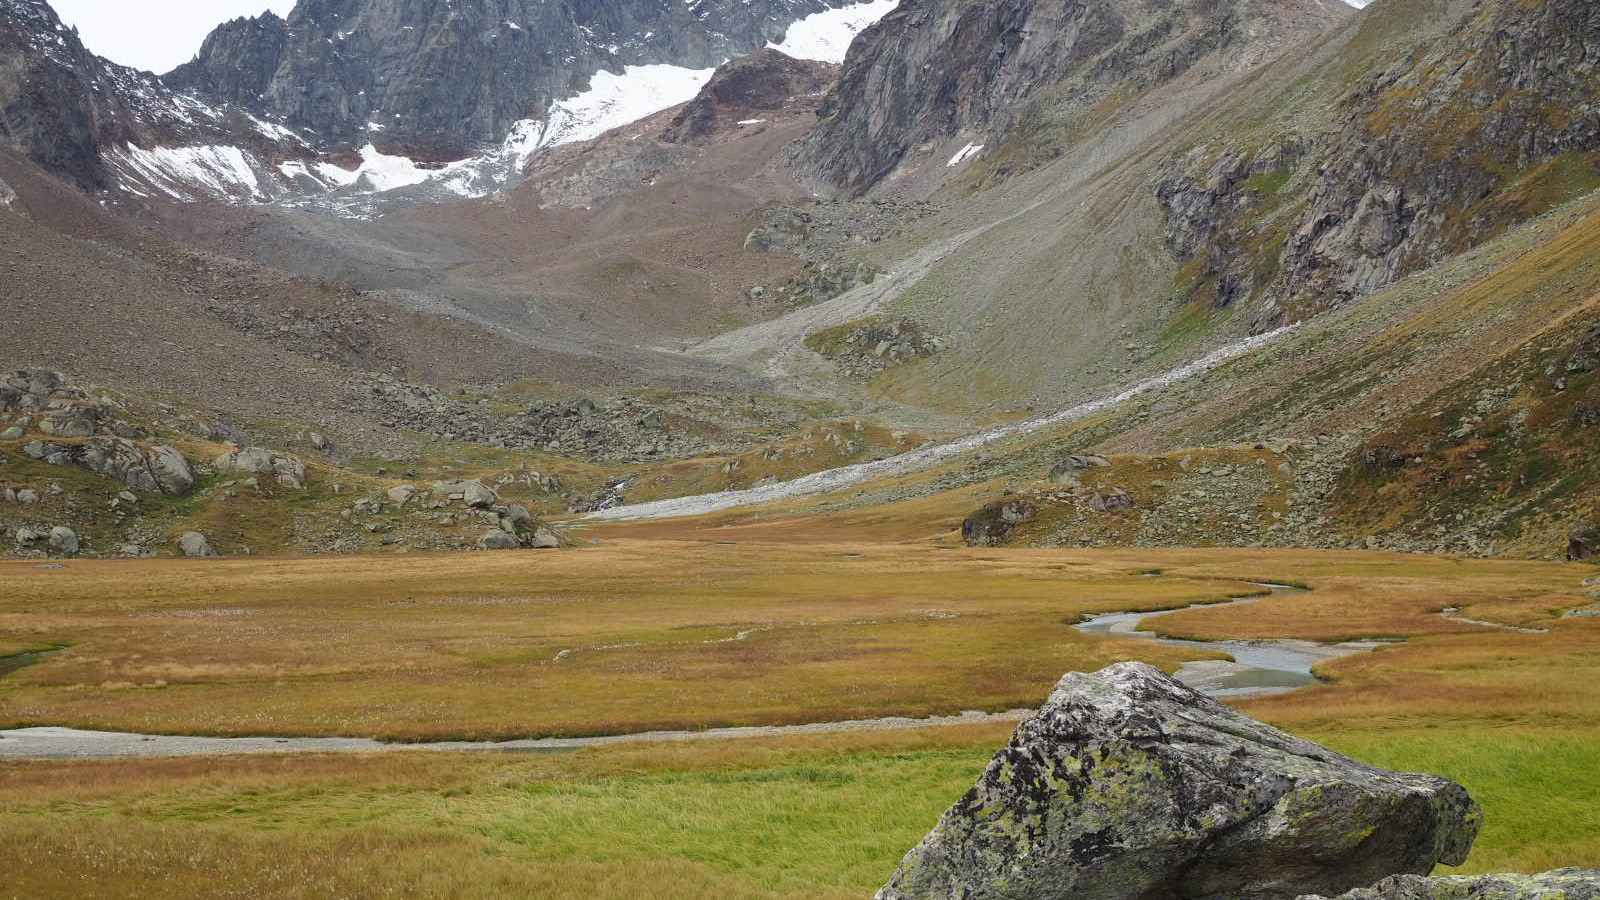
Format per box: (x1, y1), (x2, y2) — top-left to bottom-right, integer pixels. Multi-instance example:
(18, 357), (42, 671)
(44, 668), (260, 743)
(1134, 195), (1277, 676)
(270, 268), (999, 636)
(1, 542), (1248, 739)
(3, 543), (1592, 740)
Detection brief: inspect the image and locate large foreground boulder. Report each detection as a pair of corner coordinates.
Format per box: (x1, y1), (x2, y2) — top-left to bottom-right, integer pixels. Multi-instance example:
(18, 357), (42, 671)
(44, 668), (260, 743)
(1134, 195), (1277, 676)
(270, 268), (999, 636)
(1301, 869), (1600, 899)
(877, 662), (1481, 900)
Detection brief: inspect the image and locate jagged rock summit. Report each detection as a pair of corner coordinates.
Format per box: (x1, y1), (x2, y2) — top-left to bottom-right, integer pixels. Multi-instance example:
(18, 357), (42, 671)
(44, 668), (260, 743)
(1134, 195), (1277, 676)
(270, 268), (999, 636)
(877, 662), (1481, 900)
(166, 0), (859, 159)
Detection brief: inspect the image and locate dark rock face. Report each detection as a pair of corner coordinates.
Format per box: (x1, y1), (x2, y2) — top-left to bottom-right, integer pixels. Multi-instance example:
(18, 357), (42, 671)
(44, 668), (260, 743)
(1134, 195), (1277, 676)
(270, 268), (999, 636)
(168, 0), (853, 159)
(962, 498), (1037, 546)
(165, 13), (290, 110)
(0, 0), (302, 188)
(661, 48), (834, 144)
(800, 0), (1352, 195)
(1299, 869), (1600, 900)
(1159, 0), (1600, 329)
(878, 663), (1481, 900)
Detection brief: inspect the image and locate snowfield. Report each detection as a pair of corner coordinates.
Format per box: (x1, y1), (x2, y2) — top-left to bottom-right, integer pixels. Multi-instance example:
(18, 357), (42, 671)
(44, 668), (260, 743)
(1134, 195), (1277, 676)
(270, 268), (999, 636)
(767, 0), (899, 63)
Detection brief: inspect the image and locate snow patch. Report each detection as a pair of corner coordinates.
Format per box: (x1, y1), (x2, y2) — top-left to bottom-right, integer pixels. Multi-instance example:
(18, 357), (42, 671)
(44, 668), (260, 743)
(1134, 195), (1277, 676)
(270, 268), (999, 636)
(311, 144), (439, 193)
(737, 119), (768, 126)
(767, 0), (899, 63)
(947, 143), (985, 167)
(110, 144), (264, 201)
(532, 63), (716, 149)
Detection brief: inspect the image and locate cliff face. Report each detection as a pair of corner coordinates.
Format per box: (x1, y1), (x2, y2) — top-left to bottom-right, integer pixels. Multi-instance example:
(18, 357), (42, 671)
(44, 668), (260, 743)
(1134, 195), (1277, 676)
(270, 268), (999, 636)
(1158, 0), (1600, 328)
(797, 0), (1353, 196)
(166, 0), (854, 160)
(0, 0), (304, 191)
(164, 13), (290, 111)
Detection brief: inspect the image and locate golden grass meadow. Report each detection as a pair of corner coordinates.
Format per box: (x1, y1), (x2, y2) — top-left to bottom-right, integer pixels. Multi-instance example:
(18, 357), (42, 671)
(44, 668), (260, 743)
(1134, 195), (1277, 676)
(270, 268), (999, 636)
(2, 529), (1598, 898)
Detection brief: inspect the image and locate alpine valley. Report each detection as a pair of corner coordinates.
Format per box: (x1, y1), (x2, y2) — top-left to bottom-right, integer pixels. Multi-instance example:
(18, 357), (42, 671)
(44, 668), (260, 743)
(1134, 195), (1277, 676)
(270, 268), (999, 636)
(2, 0), (1599, 897)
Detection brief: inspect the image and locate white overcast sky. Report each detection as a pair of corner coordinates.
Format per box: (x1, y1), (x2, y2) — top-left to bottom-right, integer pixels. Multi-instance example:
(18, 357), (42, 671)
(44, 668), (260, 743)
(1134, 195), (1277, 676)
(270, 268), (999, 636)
(53, 1), (296, 73)
(52, 0), (1371, 75)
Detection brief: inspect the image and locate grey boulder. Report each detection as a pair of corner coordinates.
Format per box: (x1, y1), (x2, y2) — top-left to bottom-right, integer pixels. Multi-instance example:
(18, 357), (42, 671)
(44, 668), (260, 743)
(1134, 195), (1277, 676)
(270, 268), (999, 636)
(1300, 869), (1600, 899)
(477, 529), (521, 550)
(877, 662), (1481, 900)
(433, 479), (498, 509)
(21, 438), (195, 496)
(47, 526), (78, 555)
(176, 531), (217, 558)
(214, 447), (306, 489)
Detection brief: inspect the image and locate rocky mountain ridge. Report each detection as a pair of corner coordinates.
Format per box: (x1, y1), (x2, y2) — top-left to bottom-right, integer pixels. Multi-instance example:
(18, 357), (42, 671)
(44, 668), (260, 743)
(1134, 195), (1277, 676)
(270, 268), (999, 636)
(799, 0), (1354, 195)
(166, 0), (860, 161)
(1157, 0), (1600, 329)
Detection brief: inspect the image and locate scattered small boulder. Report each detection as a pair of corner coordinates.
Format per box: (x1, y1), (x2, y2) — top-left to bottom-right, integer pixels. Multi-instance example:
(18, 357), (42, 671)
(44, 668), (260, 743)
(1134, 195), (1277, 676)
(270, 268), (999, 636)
(1299, 869), (1600, 899)
(0, 425), (22, 441)
(387, 484), (417, 505)
(877, 662), (1480, 900)
(961, 499), (1038, 547)
(176, 531), (217, 558)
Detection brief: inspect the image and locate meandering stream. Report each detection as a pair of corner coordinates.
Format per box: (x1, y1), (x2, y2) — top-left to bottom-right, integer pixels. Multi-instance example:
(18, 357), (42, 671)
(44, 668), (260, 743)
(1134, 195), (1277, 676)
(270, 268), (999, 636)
(0, 581), (1382, 759)
(1075, 583), (1387, 698)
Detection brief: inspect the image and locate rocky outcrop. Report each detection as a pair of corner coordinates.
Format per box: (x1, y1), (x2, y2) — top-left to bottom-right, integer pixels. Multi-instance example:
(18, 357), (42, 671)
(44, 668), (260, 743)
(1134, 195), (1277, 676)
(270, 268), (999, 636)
(168, 0), (855, 159)
(961, 498), (1036, 547)
(23, 437), (196, 496)
(661, 49), (835, 144)
(800, 0), (1352, 195)
(1301, 869), (1600, 900)
(1158, 0), (1600, 329)
(878, 662), (1480, 900)
(213, 447), (307, 490)
(0, 0), (302, 189)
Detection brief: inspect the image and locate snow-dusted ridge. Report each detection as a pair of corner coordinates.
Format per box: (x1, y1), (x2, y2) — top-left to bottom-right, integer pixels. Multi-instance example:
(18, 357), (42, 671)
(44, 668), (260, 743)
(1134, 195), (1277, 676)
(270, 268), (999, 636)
(103, 0), (901, 213)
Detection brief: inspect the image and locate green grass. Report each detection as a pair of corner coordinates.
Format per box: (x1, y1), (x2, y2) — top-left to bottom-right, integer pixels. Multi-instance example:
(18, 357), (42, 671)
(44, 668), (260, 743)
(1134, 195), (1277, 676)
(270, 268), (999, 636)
(1312, 728), (1600, 875)
(2, 720), (1594, 899)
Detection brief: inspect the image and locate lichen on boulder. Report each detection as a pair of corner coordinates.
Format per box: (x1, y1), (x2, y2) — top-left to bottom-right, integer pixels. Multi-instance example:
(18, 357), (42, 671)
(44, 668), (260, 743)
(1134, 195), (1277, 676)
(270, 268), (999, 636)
(1300, 868), (1600, 899)
(877, 662), (1482, 900)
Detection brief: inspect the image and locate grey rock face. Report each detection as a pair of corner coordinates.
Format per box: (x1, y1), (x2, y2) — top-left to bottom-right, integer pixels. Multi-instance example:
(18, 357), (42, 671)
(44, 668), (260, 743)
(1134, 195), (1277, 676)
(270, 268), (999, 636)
(168, 0), (852, 159)
(1157, 0), (1600, 329)
(877, 662), (1481, 900)
(660, 48), (834, 144)
(176, 531), (217, 558)
(1299, 869), (1600, 900)
(25, 437), (196, 496)
(800, 0), (1351, 194)
(0, 0), (295, 189)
